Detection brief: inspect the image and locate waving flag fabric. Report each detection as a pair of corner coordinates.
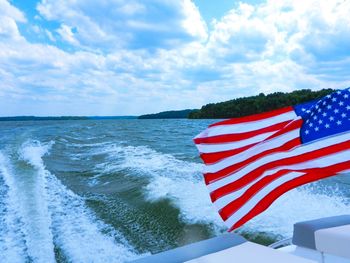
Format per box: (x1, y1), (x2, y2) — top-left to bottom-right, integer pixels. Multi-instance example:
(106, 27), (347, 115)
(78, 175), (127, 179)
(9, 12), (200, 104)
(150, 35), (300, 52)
(194, 88), (350, 231)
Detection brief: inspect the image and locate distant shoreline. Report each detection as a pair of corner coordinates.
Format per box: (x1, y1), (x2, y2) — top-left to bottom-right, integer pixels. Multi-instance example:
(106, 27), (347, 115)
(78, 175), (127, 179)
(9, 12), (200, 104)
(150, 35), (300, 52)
(138, 109), (196, 119)
(0, 109), (196, 121)
(0, 116), (138, 122)
(2, 89), (337, 122)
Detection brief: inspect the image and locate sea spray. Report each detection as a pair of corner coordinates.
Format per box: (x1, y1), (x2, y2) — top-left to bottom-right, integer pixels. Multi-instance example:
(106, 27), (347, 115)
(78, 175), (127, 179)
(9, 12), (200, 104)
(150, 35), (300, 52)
(0, 152), (28, 263)
(19, 140), (139, 262)
(91, 144), (226, 232)
(18, 141), (56, 263)
(2, 119), (350, 257)
(92, 143), (350, 239)
(242, 183), (350, 238)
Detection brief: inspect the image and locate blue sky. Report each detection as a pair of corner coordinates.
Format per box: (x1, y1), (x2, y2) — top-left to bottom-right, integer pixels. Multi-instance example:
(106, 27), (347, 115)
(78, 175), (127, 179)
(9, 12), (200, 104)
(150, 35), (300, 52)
(0, 0), (349, 116)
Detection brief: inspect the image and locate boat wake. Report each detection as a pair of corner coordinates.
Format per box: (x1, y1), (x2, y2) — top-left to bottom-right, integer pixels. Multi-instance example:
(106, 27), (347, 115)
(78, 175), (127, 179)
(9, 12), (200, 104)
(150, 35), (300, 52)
(243, 183), (350, 238)
(0, 153), (27, 262)
(91, 144), (229, 232)
(0, 141), (139, 263)
(91, 143), (350, 238)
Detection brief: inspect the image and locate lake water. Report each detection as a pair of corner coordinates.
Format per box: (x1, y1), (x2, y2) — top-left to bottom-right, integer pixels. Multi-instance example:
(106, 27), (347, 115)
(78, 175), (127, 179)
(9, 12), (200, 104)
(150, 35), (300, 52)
(1, 119), (349, 262)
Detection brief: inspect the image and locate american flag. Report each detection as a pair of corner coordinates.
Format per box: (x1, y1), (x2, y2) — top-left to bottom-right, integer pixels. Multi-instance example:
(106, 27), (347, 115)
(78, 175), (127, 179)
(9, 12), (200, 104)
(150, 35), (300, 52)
(194, 88), (350, 231)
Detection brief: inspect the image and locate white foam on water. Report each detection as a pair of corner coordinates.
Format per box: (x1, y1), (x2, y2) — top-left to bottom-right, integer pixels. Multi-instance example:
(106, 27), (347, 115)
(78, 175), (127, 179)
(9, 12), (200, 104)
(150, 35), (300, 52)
(241, 184), (350, 238)
(95, 144), (350, 238)
(145, 176), (224, 231)
(45, 174), (139, 263)
(0, 152), (28, 263)
(67, 141), (116, 162)
(16, 141), (139, 263)
(66, 141), (112, 149)
(94, 144), (225, 231)
(19, 141), (56, 263)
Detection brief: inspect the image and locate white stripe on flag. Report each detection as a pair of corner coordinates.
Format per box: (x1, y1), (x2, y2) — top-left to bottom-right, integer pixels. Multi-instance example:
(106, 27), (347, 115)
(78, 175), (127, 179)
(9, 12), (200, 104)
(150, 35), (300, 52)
(223, 171), (305, 228)
(204, 128), (300, 173)
(196, 111), (296, 138)
(197, 132), (275, 154)
(213, 148), (350, 210)
(207, 132), (350, 192)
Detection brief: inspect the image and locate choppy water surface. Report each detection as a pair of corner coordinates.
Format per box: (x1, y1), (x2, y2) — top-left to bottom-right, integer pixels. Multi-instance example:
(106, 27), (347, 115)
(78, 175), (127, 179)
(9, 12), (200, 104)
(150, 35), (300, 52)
(0, 119), (349, 262)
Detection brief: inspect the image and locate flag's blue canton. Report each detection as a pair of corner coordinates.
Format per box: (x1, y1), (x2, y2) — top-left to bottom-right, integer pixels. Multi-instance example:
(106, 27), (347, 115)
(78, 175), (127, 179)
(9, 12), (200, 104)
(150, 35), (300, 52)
(294, 88), (350, 144)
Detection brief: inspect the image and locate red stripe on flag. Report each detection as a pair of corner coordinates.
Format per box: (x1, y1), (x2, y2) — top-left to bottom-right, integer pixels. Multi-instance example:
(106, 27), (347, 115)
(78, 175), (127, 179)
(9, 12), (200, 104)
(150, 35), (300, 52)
(210, 139), (350, 202)
(200, 119), (302, 166)
(264, 119), (302, 140)
(228, 161), (350, 231)
(209, 107), (293, 127)
(219, 160), (348, 220)
(194, 121), (291, 145)
(204, 137), (301, 185)
(200, 143), (258, 165)
(219, 169), (292, 220)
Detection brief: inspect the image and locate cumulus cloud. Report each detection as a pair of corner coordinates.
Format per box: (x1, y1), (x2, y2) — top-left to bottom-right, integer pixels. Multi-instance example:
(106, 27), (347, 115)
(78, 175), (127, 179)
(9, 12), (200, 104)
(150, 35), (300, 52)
(36, 0), (207, 51)
(0, 0), (349, 116)
(0, 0), (26, 40)
(196, 0), (350, 93)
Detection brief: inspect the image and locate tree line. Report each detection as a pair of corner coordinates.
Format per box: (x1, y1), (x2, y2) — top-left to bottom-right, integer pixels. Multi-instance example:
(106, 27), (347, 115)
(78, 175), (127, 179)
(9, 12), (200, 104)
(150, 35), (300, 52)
(138, 109), (195, 119)
(188, 89), (335, 119)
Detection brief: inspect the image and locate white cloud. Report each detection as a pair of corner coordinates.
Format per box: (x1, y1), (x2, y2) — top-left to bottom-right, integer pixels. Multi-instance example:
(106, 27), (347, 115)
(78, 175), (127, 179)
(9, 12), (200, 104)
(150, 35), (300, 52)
(36, 0), (207, 51)
(0, 0), (26, 22)
(0, 0), (26, 41)
(56, 24), (79, 45)
(181, 0), (208, 41)
(0, 16), (22, 40)
(0, 0), (349, 116)
(195, 0), (350, 91)
(116, 2), (145, 16)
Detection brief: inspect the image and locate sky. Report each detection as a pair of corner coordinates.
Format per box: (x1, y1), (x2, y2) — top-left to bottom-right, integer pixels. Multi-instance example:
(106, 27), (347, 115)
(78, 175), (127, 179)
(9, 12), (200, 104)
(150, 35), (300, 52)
(0, 0), (349, 116)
